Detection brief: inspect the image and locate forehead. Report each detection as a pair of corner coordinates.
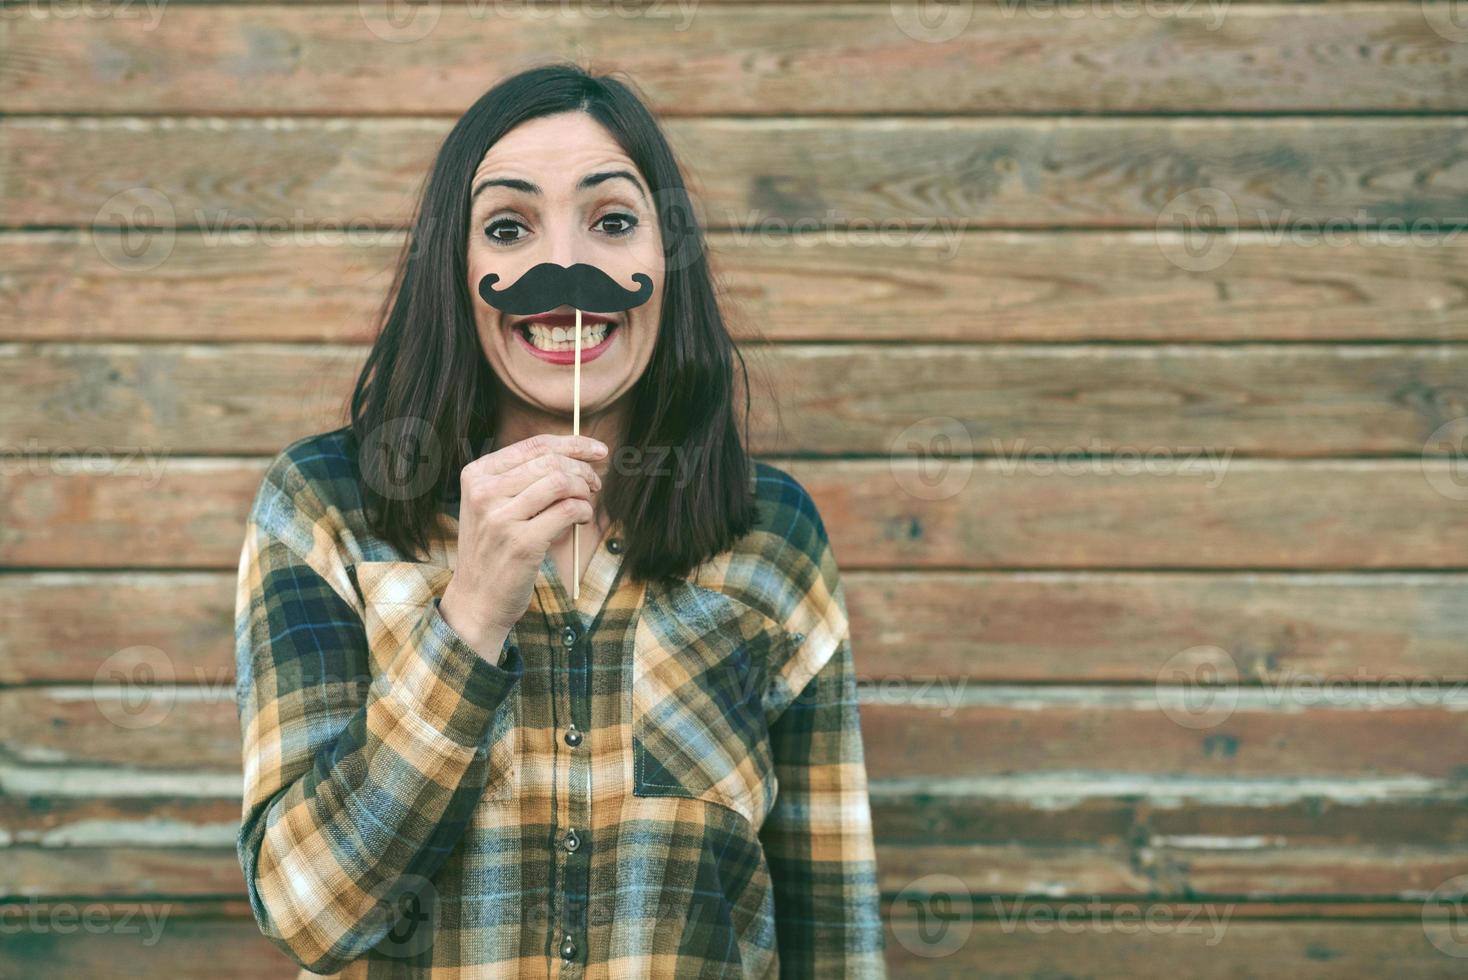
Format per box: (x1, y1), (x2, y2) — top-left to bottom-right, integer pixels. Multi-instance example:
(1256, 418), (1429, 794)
(472, 112), (641, 190)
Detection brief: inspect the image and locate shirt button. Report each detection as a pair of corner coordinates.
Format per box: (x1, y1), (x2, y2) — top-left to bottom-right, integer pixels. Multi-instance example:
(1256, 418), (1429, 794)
(561, 625), (578, 647)
(564, 828), (580, 852)
(607, 537), (623, 554)
(560, 935), (577, 960)
(564, 724), (583, 747)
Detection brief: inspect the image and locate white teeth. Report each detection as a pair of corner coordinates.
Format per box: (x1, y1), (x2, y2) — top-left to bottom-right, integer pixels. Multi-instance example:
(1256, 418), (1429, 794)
(522, 321), (612, 352)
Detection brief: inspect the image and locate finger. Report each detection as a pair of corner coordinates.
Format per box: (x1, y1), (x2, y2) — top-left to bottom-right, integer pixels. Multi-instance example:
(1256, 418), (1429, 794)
(492, 452), (602, 500)
(474, 433), (607, 477)
(522, 495), (596, 549)
(499, 468), (597, 525)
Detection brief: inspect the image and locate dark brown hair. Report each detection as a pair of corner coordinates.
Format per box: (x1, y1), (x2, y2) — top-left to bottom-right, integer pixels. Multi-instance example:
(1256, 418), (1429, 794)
(348, 63), (761, 584)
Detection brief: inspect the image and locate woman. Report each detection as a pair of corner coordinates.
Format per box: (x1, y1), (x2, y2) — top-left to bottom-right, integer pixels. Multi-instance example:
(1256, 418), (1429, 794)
(233, 63), (887, 978)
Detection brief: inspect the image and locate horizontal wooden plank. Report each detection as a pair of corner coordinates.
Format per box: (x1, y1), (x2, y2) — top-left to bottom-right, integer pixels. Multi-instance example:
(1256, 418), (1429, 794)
(7, 230), (1468, 343)
(790, 459), (1468, 570)
(2, 848), (249, 901)
(5, 685), (1467, 777)
(6, 791), (1468, 899)
(0, 344), (360, 456)
(1, 903), (1461, 980)
(859, 692), (1468, 782)
(0, 905), (296, 979)
(4, 7), (1465, 114)
(845, 572), (1468, 683)
(871, 791), (1468, 850)
(6, 343), (1467, 456)
(6, 571), (1467, 684)
(13, 842), (1461, 904)
(891, 920), (1467, 979)
(0, 574), (234, 685)
(13, 784), (1468, 846)
(0, 459), (266, 569)
(7, 118), (1468, 228)
(3, 459), (1465, 569)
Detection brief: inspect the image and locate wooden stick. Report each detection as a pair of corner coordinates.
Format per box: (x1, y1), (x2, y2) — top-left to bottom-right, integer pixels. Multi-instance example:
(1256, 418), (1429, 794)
(572, 307), (581, 601)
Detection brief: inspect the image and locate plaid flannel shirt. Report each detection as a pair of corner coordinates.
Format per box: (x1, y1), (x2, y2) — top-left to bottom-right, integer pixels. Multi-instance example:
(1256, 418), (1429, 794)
(233, 428), (888, 978)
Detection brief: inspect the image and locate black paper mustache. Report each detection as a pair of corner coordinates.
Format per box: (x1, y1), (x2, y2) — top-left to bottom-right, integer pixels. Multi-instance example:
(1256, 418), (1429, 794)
(478, 262), (654, 316)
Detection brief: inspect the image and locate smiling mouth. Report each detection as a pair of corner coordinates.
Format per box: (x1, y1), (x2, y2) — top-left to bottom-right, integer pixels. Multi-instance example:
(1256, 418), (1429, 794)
(519, 320), (619, 352)
(512, 312), (621, 353)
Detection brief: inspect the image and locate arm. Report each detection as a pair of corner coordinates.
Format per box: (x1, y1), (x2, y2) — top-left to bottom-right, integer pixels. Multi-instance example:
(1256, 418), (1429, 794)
(759, 520), (888, 978)
(233, 451), (522, 973)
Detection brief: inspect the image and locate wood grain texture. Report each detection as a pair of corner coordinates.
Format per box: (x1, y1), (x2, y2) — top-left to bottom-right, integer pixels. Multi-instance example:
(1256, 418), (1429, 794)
(5, 790), (1468, 898)
(3, 459), (1466, 569)
(1, 902), (1461, 980)
(4, 0), (1463, 960)
(5, 343), (1467, 455)
(7, 117), (1468, 228)
(0, 905), (298, 979)
(4, 7), (1465, 114)
(786, 459), (1468, 570)
(889, 920), (1467, 979)
(0, 459), (266, 569)
(6, 842), (1467, 904)
(8, 230), (1468, 343)
(6, 571), (1466, 684)
(5, 683), (1467, 776)
(0, 573), (235, 685)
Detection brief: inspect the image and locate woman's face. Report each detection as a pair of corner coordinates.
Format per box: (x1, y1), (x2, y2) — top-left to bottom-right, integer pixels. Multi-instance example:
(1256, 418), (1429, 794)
(468, 111), (664, 423)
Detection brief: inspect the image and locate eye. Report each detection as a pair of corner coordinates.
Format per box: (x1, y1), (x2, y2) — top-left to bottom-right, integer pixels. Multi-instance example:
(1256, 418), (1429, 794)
(596, 212), (638, 237)
(484, 218), (527, 245)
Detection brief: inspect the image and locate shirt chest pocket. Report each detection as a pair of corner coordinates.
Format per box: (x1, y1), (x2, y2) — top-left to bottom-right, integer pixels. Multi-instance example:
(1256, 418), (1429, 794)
(353, 559), (519, 803)
(630, 580), (787, 832)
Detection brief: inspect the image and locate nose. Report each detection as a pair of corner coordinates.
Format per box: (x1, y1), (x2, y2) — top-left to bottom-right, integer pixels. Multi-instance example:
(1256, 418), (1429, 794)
(534, 219), (600, 316)
(540, 211), (587, 273)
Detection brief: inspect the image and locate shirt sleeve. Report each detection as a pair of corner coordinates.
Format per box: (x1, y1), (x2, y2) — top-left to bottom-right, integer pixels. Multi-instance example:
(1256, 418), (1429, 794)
(233, 449), (523, 974)
(758, 514), (888, 979)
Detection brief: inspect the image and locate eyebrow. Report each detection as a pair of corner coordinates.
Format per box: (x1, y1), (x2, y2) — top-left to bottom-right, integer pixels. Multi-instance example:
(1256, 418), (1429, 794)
(471, 169), (648, 204)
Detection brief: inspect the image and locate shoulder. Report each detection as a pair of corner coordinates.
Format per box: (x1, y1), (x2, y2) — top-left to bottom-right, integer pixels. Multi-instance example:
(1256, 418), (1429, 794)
(743, 460), (851, 705)
(745, 460), (839, 580)
(689, 460), (842, 636)
(248, 427), (367, 547)
(257, 427), (361, 508)
(747, 459), (832, 565)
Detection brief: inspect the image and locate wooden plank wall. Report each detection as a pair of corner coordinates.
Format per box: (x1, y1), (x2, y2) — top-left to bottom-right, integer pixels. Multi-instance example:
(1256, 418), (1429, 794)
(4, 1), (1468, 975)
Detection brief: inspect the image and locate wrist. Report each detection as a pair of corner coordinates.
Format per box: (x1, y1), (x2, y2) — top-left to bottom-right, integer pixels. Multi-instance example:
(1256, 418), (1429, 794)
(438, 585), (510, 664)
